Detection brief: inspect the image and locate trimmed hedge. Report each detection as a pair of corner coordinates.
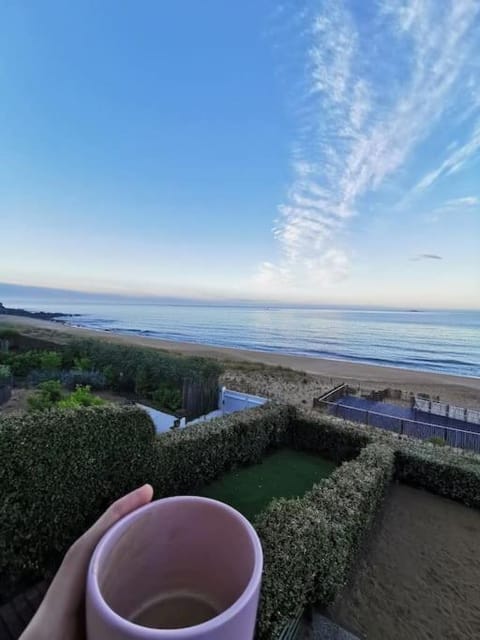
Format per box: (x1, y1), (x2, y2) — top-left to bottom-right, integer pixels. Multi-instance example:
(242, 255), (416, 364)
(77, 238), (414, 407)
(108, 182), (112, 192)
(151, 403), (295, 496)
(292, 410), (370, 462)
(395, 443), (480, 508)
(0, 406), (155, 600)
(0, 402), (294, 602)
(255, 442), (395, 639)
(296, 408), (480, 508)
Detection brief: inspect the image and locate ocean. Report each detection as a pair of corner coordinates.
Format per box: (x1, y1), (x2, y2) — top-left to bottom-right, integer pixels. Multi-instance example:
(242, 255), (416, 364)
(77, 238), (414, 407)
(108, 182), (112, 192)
(2, 293), (480, 379)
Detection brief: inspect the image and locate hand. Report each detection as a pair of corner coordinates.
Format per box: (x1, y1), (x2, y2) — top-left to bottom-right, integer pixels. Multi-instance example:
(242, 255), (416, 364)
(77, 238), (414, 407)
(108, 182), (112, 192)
(20, 484), (154, 640)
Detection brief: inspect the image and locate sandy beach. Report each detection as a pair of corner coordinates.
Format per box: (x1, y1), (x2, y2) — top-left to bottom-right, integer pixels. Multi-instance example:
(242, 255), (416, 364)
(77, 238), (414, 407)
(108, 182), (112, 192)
(1, 315), (479, 409)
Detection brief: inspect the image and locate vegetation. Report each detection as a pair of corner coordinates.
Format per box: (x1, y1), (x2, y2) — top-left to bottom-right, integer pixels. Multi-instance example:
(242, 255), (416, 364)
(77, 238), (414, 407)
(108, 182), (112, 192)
(63, 339), (222, 392)
(0, 365), (11, 385)
(27, 380), (64, 411)
(0, 405), (154, 600)
(0, 327), (20, 339)
(396, 442), (480, 508)
(198, 449), (336, 520)
(255, 443), (395, 639)
(2, 390), (479, 636)
(151, 403), (294, 496)
(27, 381), (105, 412)
(151, 384), (182, 412)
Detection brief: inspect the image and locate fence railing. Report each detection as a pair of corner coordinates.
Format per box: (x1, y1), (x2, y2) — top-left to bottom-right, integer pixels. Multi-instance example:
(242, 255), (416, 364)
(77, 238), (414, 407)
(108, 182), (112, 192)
(318, 400), (480, 454)
(313, 383), (347, 408)
(414, 397), (480, 426)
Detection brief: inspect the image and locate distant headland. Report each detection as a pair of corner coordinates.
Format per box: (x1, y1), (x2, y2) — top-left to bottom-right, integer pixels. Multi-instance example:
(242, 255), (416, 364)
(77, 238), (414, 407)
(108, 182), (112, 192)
(0, 302), (79, 323)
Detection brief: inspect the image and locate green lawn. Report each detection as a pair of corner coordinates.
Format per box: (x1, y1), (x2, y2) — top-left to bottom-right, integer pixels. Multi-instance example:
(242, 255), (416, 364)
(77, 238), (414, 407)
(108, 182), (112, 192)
(197, 449), (336, 521)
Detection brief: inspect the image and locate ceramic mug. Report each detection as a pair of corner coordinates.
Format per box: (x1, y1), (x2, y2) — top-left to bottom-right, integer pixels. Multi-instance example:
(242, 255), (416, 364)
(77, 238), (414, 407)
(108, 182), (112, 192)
(86, 496), (263, 640)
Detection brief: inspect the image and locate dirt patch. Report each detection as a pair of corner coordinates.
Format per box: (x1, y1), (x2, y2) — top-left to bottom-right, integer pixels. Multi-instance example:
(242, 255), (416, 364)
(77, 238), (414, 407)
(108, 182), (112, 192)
(0, 387), (35, 415)
(331, 484), (480, 640)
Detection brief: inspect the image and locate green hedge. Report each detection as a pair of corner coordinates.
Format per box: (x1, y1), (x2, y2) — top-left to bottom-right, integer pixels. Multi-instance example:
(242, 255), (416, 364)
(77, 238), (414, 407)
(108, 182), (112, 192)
(151, 403), (295, 496)
(292, 410), (370, 462)
(0, 402), (293, 602)
(255, 443), (395, 639)
(62, 338), (223, 393)
(0, 406), (155, 600)
(395, 443), (480, 508)
(294, 409), (480, 509)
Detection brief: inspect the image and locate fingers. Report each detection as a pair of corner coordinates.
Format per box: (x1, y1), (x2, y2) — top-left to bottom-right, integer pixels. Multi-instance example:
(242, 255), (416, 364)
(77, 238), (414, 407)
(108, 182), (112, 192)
(84, 483), (154, 551)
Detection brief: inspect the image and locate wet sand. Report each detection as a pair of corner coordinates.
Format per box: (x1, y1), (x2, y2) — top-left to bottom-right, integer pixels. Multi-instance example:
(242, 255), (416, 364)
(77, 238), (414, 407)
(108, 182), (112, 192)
(1, 315), (479, 408)
(331, 484), (480, 640)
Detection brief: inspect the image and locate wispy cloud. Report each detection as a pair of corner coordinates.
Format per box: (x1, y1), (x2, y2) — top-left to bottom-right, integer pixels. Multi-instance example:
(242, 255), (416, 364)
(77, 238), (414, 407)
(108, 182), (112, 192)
(258, 0), (480, 292)
(425, 195), (479, 222)
(410, 253), (443, 261)
(416, 121), (480, 190)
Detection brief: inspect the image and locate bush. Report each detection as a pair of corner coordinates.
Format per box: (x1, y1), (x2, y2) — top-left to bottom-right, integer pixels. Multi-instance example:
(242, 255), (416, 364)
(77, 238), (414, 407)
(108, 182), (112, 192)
(62, 339), (223, 393)
(27, 380), (64, 411)
(255, 443), (395, 639)
(0, 328), (20, 339)
(39, 351), (62, 371)
(60, 369), (106, 390)
(0, 406), (155, 599)
(254, 499), (342, 640)
(151, 385), (182, 412)
(395, 443), (480, 508)
(7, 351), (44, 377)
(292, 410), (370, 462)
(26, 369), (62, 386)
(57, 385), (105, 408)
(0, 365), (11, 385)
(427, 436), (446, 446)
(73, 356), (92, 371)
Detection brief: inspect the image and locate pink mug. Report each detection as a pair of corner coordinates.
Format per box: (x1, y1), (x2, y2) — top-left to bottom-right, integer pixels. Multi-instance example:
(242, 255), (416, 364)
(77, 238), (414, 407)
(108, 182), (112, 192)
(86, 496), (263, 640)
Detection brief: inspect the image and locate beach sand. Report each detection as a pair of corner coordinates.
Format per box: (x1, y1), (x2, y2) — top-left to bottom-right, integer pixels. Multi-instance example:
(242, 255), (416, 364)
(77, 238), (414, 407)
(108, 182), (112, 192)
(1, 315), (479, 409)
(330, 484), (480, 640)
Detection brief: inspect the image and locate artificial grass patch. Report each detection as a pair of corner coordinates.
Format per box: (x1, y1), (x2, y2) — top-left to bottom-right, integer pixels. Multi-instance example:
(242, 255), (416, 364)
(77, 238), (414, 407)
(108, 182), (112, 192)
(198, 448), (336, 520)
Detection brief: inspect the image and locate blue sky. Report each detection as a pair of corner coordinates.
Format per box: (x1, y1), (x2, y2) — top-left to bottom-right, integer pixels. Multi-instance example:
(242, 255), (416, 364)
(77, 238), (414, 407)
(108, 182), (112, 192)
(1, 0), (479, 308)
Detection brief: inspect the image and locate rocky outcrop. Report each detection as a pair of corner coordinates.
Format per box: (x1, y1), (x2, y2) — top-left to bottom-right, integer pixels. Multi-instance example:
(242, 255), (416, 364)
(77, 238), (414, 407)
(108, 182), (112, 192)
(0, 302), (79, 322)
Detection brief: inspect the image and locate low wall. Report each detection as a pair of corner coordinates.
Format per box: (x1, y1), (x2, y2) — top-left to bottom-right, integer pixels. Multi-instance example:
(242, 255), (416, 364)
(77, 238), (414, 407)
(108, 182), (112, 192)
(136, 404), (186, 434)
(221, 387), (267, 414)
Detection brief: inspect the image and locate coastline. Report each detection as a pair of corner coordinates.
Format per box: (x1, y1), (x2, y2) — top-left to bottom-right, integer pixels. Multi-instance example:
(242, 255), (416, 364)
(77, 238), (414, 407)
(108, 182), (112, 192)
(2, 315), (480, 405)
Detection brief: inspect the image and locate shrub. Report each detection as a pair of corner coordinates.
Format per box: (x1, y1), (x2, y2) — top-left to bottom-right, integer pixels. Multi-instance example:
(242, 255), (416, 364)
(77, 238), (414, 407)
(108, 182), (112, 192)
(0, 328), (20, 340)
(7, 351), (44, 377)
(60, 369), (106, 390)
(427, 436), (446, 446)
(39, 351), (62, 371)
(255, 443), (394, 639)
(395, 443), (480, 508)
(57, 385), (105, 408)
(73, 356), (92, 371)
(0, 365), (11, 385)
(27, 380), (64, 411)
(151, 385), (182, 412)
(292, 410), (370, 462)
(25, 369), (62, 386)
(62, 339), (223, 393)
(254, 498), (343, 640)
(0, 406), (155, 599)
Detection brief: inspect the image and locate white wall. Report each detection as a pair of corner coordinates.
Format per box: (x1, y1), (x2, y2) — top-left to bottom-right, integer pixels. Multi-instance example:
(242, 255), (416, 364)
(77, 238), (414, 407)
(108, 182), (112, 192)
(221, 388), (267, 414)
(136, 404), (186, 434)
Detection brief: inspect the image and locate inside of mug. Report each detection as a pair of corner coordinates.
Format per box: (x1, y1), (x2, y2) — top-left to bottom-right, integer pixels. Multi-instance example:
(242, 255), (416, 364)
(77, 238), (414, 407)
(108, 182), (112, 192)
(96, 498), (256, 627)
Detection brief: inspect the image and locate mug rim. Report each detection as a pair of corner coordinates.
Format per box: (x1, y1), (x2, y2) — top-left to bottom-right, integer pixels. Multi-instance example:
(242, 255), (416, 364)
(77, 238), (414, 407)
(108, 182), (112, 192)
(87, 495), (264, 638)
